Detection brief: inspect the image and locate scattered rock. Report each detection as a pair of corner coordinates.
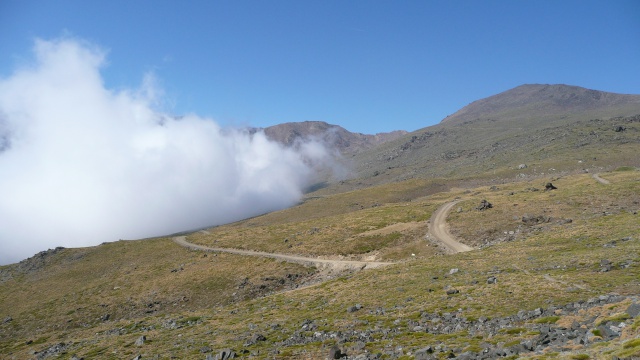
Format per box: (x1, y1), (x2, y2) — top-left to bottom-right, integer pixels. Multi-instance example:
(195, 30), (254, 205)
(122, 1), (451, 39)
(135, 335), (146, 346)
(210, 349), (235, 360)
(35, 342), (68, 359)
(614, 125), (626, 132)
(347, 304), (363, 313)
(522, 215), (552, 225)
(329, 345), (345, 359)
(487, 276), (498, 284)
(545, 182), (557, 190)
(600, 259), (612, 272)
(518, 164), (528, 169)
(476, 200), (492, 211)
(446, 289), (460, 295)
(244, 334), (266, 346)
(449, 268), (459, 275)
(2, 316), (12, 324)
(626, 303), (640, 318)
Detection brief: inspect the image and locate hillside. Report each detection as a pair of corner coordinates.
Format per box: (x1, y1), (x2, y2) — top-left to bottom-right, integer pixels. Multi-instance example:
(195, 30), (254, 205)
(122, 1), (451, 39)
(329, 85), (640, 191)
(261, 121), (408, 154)
(1, 84), (640, 360)
(441, 84), (640, 126)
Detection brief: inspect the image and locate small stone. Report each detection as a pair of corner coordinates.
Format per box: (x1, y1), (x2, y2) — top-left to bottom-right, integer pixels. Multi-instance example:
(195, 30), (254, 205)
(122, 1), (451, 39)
(135, 335), (146, 346)
(487, 276), (498, 284)
(449, 268), (459, 275)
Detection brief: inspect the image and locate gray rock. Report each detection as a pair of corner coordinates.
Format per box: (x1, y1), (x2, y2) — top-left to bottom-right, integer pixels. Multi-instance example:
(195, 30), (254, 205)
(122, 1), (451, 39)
(476, 200), (492, 211)
(2, 316), (12, 323)
(329, 345), (345, 359)
(244, 333), (266, 346)
(213, 349), (235, 360)
(626, 302), (640, 318)
(414, 346), (435, 360)
(135, 335), (146, 346)
(486, 276), (497, 284)
(446, 289), (460, 295)
(597, 324), (620, 339)
(449, 268), (459, 275)
(347, 304), (363, 313)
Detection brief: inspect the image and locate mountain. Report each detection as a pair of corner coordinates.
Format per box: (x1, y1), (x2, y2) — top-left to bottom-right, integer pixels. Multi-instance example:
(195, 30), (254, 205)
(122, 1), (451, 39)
(1, 84), (639, 359)
(441, 84), (640, 126)
(261, 120), (408, 154)
(335, 84), (640, 190)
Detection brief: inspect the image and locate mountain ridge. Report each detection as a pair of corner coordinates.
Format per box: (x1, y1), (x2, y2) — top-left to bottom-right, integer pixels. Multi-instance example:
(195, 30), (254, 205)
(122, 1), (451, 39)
(259, 120), (408, 154)
(441, 83), (640, 126)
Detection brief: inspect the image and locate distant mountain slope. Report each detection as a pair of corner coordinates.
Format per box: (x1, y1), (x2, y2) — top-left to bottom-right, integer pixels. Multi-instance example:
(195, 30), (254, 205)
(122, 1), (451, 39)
(441, 84), (640, 126)
(337, 84), (640, 189)
(261, 121), (407, 154)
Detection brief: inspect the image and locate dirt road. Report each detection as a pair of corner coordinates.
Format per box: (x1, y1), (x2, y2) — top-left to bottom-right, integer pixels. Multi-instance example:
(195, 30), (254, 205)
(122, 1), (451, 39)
(173, 236), (393, 270)
(592, 173), (610, 185)
(429, 201), (473, 253)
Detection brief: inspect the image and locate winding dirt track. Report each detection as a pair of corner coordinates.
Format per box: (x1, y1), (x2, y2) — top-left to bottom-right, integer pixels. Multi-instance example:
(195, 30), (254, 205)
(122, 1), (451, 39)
(174, 199), (472, 268)
(592, 173), (610, 185)
(173, 236), (393, 270)
(429, 201), (473, 253)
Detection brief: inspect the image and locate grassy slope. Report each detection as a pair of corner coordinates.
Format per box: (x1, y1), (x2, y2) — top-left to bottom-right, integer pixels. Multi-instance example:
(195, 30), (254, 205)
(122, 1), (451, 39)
(344, 114), (640, 188)
(1, 169), (638, 359)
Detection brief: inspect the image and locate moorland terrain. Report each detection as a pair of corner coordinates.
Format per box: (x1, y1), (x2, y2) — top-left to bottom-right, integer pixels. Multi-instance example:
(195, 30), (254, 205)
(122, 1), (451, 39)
(1, 84), (640, 360)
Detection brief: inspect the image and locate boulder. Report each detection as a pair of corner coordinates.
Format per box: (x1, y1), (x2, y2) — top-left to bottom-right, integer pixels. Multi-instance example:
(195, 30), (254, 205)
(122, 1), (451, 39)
(329, 345), (345, 359)
(213, 349), (235, 360)
(476, 200), (493, 211)
(626, 303), (640, 318)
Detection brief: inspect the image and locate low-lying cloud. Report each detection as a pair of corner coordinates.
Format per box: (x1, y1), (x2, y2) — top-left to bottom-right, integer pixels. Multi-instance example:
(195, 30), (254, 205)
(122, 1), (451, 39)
(0, 37), (330, 265)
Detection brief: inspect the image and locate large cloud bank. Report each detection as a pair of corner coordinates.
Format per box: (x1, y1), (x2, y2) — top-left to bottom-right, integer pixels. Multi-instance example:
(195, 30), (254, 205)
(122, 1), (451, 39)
(0, 38), (328, 265)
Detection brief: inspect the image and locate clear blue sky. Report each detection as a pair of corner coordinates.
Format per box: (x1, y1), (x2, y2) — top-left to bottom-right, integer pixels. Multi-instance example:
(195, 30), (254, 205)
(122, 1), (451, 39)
(2, 0), (639, 134)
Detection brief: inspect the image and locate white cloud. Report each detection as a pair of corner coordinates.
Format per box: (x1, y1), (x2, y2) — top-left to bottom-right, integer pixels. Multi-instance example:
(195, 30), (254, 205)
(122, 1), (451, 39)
(0, 37), (324, 264)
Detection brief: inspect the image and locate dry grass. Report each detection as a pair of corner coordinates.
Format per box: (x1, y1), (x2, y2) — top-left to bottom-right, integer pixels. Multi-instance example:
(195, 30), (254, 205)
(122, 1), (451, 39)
(0, 169), (639, 359)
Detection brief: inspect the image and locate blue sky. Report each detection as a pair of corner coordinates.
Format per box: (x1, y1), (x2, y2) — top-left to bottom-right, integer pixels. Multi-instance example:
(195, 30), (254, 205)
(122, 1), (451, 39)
(2, 0), (639, 134)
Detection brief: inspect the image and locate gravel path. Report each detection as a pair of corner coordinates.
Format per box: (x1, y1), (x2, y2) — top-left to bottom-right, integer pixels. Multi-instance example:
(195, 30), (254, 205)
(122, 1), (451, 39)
(173, 236), (393, 270)
(429, 201), (473, 253)
(592, 173), (611, 185)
